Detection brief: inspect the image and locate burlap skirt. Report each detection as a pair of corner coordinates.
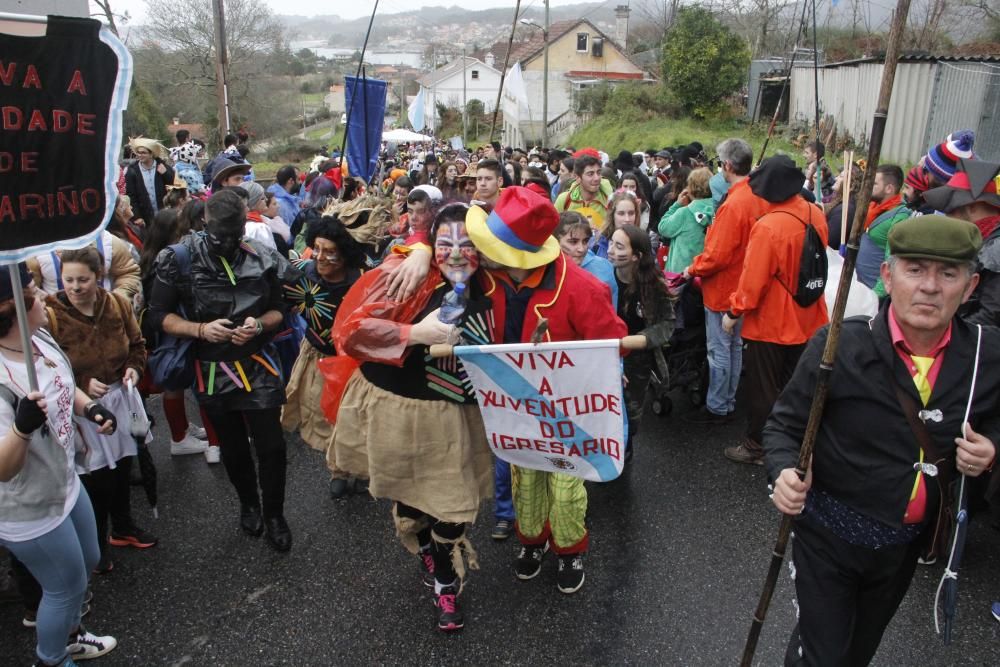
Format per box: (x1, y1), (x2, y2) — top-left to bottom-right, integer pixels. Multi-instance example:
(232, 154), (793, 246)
(329, 371), (494, 524)
(280, 341), (330, 452)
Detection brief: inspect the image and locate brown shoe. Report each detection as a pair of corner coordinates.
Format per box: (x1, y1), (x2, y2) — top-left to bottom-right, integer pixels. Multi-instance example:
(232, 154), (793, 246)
(724, 441), (764, 466)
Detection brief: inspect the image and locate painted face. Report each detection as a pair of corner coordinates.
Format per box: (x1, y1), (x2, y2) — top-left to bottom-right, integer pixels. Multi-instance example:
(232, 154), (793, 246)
(580, 165), (602, 195)
(313, 236), (345, 280)
(434, 220), (479, 285)
(607, 229), (638, 269)
(476, 168), (500, 201)
(881, 258), (978, 337)
(557, 228), (591, 266)
(206, 217), (246, 260)
(613, 199), (638, 228)
(61, 262), (99, 307)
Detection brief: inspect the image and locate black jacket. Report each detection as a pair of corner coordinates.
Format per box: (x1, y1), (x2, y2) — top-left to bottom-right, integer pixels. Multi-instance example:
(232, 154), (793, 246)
(124, 159), (174, 225)
(764, 307), (1000, 528)
(961, 224), (1000, 327)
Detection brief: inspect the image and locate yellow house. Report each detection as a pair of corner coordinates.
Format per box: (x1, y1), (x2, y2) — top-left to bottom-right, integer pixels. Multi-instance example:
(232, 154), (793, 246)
(492, 19), (656, 147)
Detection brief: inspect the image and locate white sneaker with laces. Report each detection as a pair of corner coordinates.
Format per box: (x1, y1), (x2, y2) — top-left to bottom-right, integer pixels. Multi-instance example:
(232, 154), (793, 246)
(187, 423), (208, 440)
(170, 433), (208, 456)
(67, 627), (117, 660)
(204, 445), (221, 464)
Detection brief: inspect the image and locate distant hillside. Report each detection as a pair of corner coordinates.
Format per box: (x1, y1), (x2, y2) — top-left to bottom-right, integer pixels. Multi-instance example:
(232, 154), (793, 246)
(278, 3), (618, 48)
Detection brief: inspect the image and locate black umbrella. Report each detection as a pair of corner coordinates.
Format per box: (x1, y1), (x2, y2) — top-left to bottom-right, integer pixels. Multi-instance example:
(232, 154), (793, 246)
(134, 440), (159, 519)
(935, 474), (970, 644)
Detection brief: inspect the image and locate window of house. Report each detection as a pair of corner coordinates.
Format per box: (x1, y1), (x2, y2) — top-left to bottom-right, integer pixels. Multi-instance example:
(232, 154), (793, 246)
(576, 33), (589, 52)
(592, 38), (603, 58)
(471, 70), (479, 80)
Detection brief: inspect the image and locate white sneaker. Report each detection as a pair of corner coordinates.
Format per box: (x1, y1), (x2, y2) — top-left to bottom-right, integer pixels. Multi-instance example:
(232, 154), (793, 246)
(67, 627), (117, 660)
(187, 423), (208, 440)
(204, 445), (221, 464)
(170, 434), (208, 456)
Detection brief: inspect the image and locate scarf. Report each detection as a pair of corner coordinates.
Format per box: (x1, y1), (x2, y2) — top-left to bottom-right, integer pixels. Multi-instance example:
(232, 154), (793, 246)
(865, 194), (902, 229)
(973, 214), (1000, 240)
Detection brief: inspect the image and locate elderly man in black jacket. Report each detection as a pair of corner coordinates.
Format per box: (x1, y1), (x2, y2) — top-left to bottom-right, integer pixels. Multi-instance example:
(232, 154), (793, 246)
(764, 215), (1000, 666)
(124, 137), (174, 225)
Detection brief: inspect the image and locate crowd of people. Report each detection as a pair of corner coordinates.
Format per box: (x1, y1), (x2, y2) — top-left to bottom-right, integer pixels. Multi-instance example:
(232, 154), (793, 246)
(1, 122), (999, 666)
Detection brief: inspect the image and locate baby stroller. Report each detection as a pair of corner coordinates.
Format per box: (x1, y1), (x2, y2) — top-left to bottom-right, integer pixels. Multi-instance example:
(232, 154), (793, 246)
(648, 274), (709, 417)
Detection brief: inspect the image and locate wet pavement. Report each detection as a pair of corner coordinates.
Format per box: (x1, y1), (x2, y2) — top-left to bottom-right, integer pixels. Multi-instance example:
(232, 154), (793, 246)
(2, 391), (999, 665)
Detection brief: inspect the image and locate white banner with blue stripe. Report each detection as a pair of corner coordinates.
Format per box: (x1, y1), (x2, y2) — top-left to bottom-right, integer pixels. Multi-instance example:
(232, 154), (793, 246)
(455, 339), (625, 482)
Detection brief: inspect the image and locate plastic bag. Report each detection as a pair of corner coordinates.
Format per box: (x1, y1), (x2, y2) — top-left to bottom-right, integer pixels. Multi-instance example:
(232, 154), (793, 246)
(824, 247), (879, 318)
(333, 252), (442, 365)
(125, 378), (152, 440)
(317, 355), (360, 423)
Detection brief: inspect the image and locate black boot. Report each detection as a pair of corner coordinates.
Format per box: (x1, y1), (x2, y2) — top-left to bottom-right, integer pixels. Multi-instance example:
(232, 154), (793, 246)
(239, 503), (263, 537)
(264, 515), (292, 552)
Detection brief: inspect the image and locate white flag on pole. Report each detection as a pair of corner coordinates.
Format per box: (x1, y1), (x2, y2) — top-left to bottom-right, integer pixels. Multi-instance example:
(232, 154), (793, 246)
(408, 88), (426, 131)
(504, 62), (530, 111)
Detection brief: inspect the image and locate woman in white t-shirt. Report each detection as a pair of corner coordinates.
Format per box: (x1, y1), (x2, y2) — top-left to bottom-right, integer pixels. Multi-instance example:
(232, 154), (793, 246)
(0, 265), (119, 666)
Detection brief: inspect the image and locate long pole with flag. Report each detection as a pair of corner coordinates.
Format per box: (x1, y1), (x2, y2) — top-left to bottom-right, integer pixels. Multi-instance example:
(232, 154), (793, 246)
(490, 0), (523, 142)
(340, 0), (380, 160)
(738, 1), (912, 664)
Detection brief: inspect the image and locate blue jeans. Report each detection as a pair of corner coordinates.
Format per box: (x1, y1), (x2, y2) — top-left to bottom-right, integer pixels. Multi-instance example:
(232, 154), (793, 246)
(494, 458), (514, 521)
(1, 487), (100, 665)
(704, 307), (743, 416)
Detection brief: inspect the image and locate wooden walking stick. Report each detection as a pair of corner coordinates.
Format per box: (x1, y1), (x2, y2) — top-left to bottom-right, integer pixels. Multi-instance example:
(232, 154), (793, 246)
(739, 2), (912, 664)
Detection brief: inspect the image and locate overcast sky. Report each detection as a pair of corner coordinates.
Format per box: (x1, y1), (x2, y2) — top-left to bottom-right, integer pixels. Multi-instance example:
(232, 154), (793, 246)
(104, 0), (591, 24)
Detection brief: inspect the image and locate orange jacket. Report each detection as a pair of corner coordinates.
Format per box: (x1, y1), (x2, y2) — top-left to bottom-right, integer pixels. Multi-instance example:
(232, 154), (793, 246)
(688, 178), (771, 311)
(729, 197), (829, 345)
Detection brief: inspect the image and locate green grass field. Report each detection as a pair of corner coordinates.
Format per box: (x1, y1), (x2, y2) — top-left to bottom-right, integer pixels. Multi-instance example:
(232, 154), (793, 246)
(569, 116), (816, 167)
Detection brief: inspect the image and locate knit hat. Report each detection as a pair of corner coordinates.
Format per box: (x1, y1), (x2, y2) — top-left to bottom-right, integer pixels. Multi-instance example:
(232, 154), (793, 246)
(888, 215), (981, 263)
(0, 263), (33, 303)
(923, 130), (975, 183)
(239, 181), (265, 208)
(923, 159), (1000, 213)
(465, 186), (560, 269)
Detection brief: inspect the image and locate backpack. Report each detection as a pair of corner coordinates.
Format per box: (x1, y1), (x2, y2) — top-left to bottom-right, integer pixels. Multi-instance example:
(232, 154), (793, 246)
(773, 209), (828, 308)
(147, 243), (196, 390)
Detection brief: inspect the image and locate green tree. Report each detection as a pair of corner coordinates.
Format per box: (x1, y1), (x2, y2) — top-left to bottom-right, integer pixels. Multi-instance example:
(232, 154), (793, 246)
(122, 80), (169, 141)
(661, 7), (750, 118)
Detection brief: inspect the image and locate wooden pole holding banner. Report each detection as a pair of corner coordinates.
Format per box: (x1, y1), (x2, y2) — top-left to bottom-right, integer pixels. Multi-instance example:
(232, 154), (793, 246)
(839, 149), (854, 253)
(738, 2), (911, 664)
(489, 0), (523, 143)
(7, 265), (38, 392)
(428, 334), (647, 359)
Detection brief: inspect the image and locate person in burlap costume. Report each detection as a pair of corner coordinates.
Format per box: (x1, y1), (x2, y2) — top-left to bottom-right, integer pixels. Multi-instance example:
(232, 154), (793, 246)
(280, 215), (366, 498)
(328, 202), (493, 633)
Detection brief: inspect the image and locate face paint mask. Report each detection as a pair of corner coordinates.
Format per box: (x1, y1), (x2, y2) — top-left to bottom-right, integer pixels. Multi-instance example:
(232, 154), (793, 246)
(434, 221), (479, 285)
(206, 220), (245, 260)
(290, 182), (301, 196)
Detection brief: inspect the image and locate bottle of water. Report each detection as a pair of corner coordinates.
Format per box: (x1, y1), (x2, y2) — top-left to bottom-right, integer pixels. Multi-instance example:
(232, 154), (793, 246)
(438, 282), (467, 324)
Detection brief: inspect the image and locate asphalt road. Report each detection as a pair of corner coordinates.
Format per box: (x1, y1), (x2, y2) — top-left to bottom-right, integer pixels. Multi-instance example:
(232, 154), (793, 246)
(2, 391), (999, 666)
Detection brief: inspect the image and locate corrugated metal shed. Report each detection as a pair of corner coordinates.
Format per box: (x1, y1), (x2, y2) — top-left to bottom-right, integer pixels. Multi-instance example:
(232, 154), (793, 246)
(789, 56), (1000, 164)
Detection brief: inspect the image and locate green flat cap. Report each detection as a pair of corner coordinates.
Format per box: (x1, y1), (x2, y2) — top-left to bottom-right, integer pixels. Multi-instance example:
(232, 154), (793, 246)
(888, 214), (982, 263)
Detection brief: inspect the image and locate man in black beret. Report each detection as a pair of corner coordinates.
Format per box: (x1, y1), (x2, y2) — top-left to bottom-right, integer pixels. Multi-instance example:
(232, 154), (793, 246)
(764, 214), (1000, 665)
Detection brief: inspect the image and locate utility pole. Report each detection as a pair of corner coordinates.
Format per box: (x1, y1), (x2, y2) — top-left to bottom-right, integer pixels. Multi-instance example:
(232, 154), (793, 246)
(211, 0), (231, 142)
(462, 45), (468, 144)
(542, 0), (549, 148)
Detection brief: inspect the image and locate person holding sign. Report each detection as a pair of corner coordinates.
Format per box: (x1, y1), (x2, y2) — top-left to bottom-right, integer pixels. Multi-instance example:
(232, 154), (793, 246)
(0, 266), (119, 666)
(329, 203), (494, 633)
(465, 187), (627, 594)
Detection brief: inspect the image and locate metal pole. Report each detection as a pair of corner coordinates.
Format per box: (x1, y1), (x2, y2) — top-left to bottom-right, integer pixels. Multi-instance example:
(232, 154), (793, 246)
(542, 0), (549, 148)
(812, 0), (822, 202)
(211, 0), (231, 140)
(738, 2), (912, 665)
(490, 0), (523, 143)
(340, 0), (380, 160)
(8, 265), (38, 392)
(462, 46), (468, 144)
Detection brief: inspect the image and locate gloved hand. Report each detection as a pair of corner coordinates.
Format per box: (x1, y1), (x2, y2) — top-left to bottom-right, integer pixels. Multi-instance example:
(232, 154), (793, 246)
(13, 393), (47, 436)
(84, 401), (117, 435)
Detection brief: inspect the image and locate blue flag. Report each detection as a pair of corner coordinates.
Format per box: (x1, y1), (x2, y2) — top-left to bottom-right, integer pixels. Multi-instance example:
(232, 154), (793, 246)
(344, 75), (387, 184)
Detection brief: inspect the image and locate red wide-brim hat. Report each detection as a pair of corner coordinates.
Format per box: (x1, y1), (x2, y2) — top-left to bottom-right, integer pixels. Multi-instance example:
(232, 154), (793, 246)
(466, 186), (561, 269)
